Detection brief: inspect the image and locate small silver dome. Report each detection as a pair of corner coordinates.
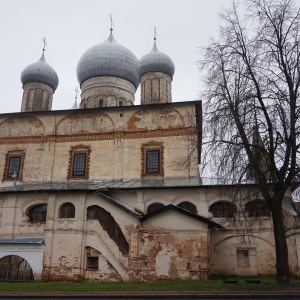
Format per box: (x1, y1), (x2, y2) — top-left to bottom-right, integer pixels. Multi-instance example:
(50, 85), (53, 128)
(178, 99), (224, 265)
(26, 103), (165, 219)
(21, 53), (59, 90)
(138, 42), (175, 79)
(76, 32), (139, 88)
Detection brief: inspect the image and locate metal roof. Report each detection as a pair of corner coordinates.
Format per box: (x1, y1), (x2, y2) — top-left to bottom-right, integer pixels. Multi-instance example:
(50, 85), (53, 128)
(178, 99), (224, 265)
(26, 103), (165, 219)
(0, 177), (241, 193)
(139, 42), (175, 78)
(21, 53), (59, 90)
(76, 32), (139, 88)
(0, 238), (44, 244)
(141, 204), (223, 228)
(96, 191), (142, 219)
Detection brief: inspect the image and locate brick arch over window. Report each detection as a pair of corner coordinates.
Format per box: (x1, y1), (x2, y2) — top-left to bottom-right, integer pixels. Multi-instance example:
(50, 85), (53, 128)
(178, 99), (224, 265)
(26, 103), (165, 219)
(209, 201), (235, 218)
(87, 205), (129, 254)
(59, 202), (75, 218)
(245, 200), (271, 217)
(147, 202), (165, 213)
(177, 201), (197, 214)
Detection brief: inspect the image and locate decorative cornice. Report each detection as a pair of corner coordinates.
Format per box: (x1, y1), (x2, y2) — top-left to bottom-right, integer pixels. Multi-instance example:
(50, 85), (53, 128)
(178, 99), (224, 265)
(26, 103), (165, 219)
(0, 128), (196, 145)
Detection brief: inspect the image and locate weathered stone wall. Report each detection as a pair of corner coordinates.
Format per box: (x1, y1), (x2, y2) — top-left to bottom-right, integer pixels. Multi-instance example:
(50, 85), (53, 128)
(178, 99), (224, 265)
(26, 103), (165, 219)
(0, 102), (199, 186)
(0, 187), (299, 281)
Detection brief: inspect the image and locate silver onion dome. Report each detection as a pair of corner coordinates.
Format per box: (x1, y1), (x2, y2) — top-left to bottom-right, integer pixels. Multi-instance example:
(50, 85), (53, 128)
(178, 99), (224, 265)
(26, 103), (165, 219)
(21, 53), (59, 90)
(76, 31), (139, 88)
(138, 42), (175, 79)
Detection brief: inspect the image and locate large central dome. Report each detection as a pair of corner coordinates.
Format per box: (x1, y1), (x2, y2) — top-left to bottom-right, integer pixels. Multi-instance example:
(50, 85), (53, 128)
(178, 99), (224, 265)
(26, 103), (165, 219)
(76, 31), (139, 88)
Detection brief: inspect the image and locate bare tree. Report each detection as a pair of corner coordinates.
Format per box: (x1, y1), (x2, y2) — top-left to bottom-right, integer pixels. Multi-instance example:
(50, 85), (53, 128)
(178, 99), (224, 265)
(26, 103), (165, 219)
(199, 0), (300, 283)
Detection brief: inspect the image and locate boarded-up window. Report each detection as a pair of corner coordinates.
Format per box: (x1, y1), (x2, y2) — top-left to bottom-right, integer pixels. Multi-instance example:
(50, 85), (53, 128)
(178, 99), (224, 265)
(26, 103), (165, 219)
(87, 205), (129, 254)
(237, 250), (250, 267)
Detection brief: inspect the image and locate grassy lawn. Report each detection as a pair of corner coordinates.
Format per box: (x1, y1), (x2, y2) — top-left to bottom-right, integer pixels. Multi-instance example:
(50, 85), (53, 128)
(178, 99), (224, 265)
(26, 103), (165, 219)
(0, 276), (300, 293)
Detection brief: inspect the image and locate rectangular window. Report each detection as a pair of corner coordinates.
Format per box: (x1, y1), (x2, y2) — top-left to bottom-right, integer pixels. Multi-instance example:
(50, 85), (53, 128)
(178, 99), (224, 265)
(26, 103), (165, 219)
(3, 150), (25, 182)
(72, 153), (86, 176)
(237, 250), (250, 267)
(146, 150), (160, 173)
(141, 142), (164, 178)
(7, 156), (21, 178)
(68, 145), (91, 180)
(86, 257), (98, 270)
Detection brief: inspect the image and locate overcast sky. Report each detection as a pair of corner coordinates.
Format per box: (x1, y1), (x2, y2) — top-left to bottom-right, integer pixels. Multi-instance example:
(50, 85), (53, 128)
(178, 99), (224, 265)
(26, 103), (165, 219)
(0, 0), (233, 113)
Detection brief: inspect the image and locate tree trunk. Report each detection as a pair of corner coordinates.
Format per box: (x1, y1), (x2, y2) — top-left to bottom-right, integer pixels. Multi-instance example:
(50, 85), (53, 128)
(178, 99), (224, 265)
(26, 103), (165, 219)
(271, 198), (290, 283)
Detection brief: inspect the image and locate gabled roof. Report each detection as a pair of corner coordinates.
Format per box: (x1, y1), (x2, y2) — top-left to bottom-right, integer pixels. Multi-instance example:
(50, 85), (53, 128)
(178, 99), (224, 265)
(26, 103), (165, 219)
(141, 204), (223, 229)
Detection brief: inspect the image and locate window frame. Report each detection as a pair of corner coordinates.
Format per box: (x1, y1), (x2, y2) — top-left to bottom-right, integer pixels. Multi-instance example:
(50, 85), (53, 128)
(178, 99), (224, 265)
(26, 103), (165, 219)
(59, 202), (75, 218)
(147, 202), (165, 213)
(245, 200), (271, 217)
(67, 145), (91, 180)
(28, 204), (47, 223)
(209, 201), (236, 218)
(177, 201), (197, 214)
(86, 256), (99, 270)
(141, 142), (164, 178)
(2, 150), (25, 182)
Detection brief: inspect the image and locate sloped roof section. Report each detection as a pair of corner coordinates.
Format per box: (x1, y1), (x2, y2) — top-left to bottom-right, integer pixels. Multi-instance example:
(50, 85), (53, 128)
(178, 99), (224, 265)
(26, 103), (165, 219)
(0, 177), (244, 193)
(95, 191), (142, 219)
(142, 204), (223, 229)
(0, 238), (44, 244)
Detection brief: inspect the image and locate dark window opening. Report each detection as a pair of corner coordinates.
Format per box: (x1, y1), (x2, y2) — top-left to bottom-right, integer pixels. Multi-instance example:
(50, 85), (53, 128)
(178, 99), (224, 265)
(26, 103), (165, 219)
(146, 150), (160, 173)
(72, 153), (86, 176)
(245, 200), (271, 217)
(87, 205), (129, 254)
(177, 201), (197, 214)
(99, 100), (104, 107)
(59, 203), (75, 218)
(29, 204), (47, 222)
(119, 101), (123, 106)
(209, 201), (235, 218)
(0, 255), (34, 281)
(7, 156), (21, 178)
(86, 257), (98, 270)
(147, 203), (165, 213)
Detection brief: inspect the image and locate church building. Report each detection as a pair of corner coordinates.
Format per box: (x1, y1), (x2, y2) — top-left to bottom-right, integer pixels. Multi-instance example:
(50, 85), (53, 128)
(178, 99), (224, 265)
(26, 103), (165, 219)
(0, 28), (299, 281)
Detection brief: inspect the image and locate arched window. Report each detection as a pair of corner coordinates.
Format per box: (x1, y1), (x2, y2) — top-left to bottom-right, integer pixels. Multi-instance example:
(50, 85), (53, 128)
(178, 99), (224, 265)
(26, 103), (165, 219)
(245, 200), (271, 217)
(29, 204), (47, 222)
(87, 205), (129, 254)
(119, 101), (123, 107)
(59, 203), (75, 218)
(209, 201), (235, 218)
(147, 203), (165, 213)
(99, 100), (104, 107)
(177, 202), (197, 214)
(0, 255), (34, 281)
